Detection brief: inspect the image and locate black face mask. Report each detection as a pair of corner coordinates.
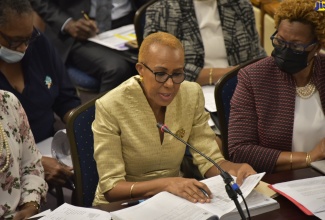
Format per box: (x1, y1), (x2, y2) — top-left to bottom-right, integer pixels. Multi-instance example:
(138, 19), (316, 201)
(271, 47), (310, 74)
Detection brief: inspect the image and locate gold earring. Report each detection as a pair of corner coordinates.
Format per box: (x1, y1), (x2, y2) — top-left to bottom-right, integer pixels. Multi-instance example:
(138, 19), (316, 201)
(139, 75), (143, 82)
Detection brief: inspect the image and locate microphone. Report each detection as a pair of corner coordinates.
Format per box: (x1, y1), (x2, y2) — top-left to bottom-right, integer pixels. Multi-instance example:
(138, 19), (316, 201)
(157, 123), (249, 219)
(157, 123), (242, 195)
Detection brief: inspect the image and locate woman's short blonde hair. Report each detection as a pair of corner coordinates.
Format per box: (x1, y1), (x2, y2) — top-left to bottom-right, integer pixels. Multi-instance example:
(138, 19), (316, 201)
(274, 0), (325, 48)
(138, 32), (184, 63)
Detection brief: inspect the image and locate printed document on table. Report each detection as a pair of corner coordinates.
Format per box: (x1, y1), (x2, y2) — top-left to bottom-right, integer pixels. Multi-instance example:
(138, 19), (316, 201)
(39, 203), (111, 220)
(88, 24), (136, 51)
(271, 176), (325, 216)
(196, 172), (265, 216)
(111, 173), (265, 220)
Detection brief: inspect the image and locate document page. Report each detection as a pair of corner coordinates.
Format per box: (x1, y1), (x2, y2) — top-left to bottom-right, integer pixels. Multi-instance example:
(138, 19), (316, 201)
(196, 173), (265, 216)
(88, 24), (136, 51)
(202, 85), (217, 112)
(271, 176), (325, 216)
(111, 173), (265, 220)
(39, 203), (111, 220)
(111, 192), (216, 220)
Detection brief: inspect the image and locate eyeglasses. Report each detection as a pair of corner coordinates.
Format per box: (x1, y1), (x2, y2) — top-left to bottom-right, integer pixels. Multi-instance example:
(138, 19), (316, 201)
(270, 31), (318, 54)
(141, 62), (186, 84)
(0, 27), (40, 50)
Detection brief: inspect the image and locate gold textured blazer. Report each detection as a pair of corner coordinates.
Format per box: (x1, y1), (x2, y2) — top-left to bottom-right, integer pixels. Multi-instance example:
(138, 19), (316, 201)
(92, 76), (223, 205)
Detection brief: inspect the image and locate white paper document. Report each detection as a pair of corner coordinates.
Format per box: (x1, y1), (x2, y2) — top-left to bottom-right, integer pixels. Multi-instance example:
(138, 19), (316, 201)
(202, 85), (217, 112)
(39, 203), (111, 220)
(88, 24), (136, 51)
(271, 176), (325, 217)
(111, 173), (272, 220)
(28, 209), (51, 219)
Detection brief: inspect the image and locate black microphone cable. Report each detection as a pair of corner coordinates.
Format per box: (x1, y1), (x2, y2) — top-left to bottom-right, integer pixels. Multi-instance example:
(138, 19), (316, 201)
(157, 123), (251, 220)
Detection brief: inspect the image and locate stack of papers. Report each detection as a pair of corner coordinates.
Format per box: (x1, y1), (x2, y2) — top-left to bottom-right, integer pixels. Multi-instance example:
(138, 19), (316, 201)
(88, 24), (136, 51)
(270, 176), (325, 219)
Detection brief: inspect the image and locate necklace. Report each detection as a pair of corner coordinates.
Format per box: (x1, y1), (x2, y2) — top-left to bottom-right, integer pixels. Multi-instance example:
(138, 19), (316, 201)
(295, 80), (316, 99)
(0, 122), (10, 173)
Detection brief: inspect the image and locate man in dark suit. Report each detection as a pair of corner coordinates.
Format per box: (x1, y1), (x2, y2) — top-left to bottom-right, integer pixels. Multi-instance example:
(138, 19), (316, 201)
(30, 0), (137, 93)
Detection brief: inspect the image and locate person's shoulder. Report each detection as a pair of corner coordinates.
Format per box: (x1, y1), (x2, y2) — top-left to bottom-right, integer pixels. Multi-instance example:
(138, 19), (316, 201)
(179, 81), (201, 97)
(97, 77), (138, 105)
(27, 32), (54, 57)
(241, 57), (275, 75)
(0, 90), (19, 107)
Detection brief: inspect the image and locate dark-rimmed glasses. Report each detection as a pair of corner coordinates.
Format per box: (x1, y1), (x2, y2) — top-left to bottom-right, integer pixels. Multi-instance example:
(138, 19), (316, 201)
(0, 27), (40, 50)
(141, 62), (186, 84)
(270, 31), (318, 54)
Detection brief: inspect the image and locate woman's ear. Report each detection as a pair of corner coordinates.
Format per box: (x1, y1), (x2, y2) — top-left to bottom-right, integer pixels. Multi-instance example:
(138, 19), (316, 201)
(135, 62), (143, 75)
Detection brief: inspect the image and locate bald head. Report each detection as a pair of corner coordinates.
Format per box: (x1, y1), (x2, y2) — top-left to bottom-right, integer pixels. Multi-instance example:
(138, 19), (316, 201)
(138, 32), (184, 63)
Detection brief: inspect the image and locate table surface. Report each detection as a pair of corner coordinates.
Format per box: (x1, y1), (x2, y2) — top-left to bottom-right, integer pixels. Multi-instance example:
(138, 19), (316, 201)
(96, 168), (322, 220)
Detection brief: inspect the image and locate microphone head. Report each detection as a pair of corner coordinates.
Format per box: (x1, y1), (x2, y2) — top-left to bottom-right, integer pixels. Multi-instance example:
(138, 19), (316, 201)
(156, 123), (170, 133)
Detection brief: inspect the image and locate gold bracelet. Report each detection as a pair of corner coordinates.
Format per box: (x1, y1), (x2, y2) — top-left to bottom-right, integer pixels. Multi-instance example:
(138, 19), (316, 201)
(130, 182), (138, 199)
(289, 152), (293, 170)
(209, 68), (213, 85)
(306, 153), (312, 167)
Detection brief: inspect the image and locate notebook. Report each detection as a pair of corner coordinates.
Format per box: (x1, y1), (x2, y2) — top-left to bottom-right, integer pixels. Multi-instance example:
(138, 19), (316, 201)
(311, 160), (325, 174)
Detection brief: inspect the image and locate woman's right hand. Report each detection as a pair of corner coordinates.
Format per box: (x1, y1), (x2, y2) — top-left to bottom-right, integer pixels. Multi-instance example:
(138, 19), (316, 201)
(41, 156), (74, 186)
(165, 177), (212, 203)
(64, 18), (98, 40)
(310, 138), (325, 162)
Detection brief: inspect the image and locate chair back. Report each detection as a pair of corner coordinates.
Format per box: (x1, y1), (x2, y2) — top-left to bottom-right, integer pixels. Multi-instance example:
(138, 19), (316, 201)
(133, 0), (159, 47)
(66, 95), (102, 207)
(214, 57), (265, 159)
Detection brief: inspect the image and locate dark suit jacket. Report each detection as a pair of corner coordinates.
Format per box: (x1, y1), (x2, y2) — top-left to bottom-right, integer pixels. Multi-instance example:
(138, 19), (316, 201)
(30, 0), (140, 61)
(29, 0), (92, 61)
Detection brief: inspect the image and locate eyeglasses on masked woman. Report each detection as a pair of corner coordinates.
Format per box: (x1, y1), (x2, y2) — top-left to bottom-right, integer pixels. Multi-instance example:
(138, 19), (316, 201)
(0, 27), (40, 50)
(270, 31), (318, 54)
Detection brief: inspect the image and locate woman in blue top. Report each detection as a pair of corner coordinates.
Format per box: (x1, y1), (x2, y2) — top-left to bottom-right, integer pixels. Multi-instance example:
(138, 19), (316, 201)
(0, 0), (81, 187)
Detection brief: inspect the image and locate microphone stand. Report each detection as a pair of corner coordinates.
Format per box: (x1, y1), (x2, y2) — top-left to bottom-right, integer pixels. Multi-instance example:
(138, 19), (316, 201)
(157, 123), (246, 220)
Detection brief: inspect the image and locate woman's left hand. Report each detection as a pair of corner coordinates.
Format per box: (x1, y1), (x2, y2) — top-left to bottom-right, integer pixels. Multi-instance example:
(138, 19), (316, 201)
(13, 204), (39, 220)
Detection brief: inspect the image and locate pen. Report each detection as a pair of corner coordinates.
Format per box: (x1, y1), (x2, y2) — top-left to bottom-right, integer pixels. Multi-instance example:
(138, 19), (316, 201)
(81, 10), (90, 20)
(199, 188), (209, 198)
(65, 176), (76, 190)
(121, 199), (146, 206)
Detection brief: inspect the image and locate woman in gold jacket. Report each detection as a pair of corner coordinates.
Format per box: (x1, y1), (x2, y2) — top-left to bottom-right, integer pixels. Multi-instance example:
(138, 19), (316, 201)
(92, 32), (256, 205)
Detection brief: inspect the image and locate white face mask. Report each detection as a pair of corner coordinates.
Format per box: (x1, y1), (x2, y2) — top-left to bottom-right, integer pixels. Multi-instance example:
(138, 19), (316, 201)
(0, 45), (25, 63)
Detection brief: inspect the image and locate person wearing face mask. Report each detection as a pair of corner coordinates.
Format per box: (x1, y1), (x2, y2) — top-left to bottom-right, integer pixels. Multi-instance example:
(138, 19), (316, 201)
(0, 0), (81, 188)
(227, 0), (325, 173)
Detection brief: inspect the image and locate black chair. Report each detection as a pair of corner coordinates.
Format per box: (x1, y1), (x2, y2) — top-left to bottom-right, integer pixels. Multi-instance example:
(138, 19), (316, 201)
(214, 57), (265, 159)
(133, 0), (159, 47)
(66, 94), (102, 207)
